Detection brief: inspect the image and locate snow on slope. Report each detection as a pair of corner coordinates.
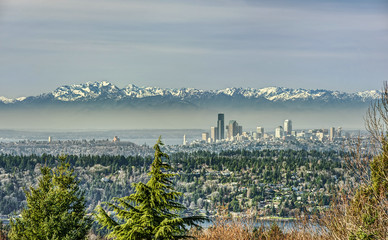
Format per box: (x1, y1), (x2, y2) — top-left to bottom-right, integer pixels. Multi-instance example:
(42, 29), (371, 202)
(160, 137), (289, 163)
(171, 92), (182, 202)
(0, 81), (380, 104)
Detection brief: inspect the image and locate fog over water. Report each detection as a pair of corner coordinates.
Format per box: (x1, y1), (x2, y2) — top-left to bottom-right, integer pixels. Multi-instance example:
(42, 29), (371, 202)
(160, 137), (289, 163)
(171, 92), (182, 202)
(0, 107), (367, 131)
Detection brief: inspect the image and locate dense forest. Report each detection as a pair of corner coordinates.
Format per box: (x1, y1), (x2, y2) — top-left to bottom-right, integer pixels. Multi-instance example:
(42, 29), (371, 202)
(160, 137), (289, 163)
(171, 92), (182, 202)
(0, 149), (349, 218)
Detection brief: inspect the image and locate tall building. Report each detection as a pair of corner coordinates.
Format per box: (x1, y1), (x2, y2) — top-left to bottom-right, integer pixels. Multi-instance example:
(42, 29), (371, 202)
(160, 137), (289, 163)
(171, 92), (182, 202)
(337, 127), (342, 137)
(211, 127), (218, 142)
(275, 126), (284, 138)
(202, 132), (209, 141)
(284, 119), (292, 135)
(227, 120), (239, 139)
(257, 127), (264, 138)
(183, 135), (187, 145)
(217, 113), (225, 140)
(329, 127), (335, 141)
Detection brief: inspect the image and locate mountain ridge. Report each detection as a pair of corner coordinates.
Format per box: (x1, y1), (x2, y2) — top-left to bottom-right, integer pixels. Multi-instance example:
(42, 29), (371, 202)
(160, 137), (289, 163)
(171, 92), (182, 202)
(0, 81), (380, 105)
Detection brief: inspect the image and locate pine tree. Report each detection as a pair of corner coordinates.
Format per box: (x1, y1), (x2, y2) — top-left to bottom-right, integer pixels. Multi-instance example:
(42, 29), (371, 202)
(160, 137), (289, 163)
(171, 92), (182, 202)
(96, 137), (207, 239)
(9, 156), (92, 240)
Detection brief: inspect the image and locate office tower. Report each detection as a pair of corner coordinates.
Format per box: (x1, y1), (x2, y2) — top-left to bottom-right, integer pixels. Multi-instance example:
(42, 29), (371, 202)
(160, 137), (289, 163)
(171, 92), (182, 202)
(211, 127), (218, 142)
(257, 127), (264, 134)
(275, 126), (284, 138)
(202, 132), (209, 141)
(217, 113), (224, 140)
(257, 127), (264, 138)
(183, 135), (187, 145)
(238, 126), (243, 135)
(329, 127), (335, 141)
(284, 119), (292, 135)
(337, 127), (342, 137)
(48, 136), (52, 143)
(228, 120), (239, 139)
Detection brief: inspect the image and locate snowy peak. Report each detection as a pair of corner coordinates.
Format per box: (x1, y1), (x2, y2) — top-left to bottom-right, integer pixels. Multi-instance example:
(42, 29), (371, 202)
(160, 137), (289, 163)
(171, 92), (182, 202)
(356, 90), (380, 101)
(0, 81), (380, 105)
(213, 86), (379, 102)
(52, 81), (122, 101)
(0, 96), (26, 104)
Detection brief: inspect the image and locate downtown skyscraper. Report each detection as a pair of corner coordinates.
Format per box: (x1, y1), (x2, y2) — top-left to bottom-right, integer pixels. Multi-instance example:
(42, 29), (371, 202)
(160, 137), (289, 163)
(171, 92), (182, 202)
(217, 113), (224, 140)
(284, 119), (292, 135)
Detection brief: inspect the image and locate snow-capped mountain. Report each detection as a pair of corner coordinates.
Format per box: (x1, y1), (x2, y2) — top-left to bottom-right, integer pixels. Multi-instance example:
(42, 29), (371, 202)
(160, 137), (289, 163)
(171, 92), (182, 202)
(0, 96), (27, 104)
(52, 81), (123, 101)
(0, 81), (380, 108)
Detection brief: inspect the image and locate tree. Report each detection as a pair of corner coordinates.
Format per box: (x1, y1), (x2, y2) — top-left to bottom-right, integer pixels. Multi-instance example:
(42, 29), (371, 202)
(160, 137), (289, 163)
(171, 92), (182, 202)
(0, 221), (9, 240)
(322, 82), (388, 240)
(9, 156), (92, 240)
(96, 137), (207, 239)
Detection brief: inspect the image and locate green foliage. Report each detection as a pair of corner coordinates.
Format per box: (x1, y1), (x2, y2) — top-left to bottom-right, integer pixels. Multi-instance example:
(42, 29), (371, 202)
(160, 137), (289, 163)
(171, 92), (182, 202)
(0, 221), (9, 240)
(0, 149), (345, 218)
(8, 156), (92, 240)
(266, 223), (285, 240)
(370, 142), (388, 195)
(228, 198), (240, 212)
(347, 140), (388, 240)
(96, 137), (207, 240)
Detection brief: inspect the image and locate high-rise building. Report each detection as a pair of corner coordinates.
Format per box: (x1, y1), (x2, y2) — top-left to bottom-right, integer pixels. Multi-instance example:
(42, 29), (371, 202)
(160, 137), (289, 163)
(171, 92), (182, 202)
(211, 127), (218, 142)
(48, 136), (52, 143)
(238, 126), (243, 135)
(202, 132), (209, 141)
(257, 127), (264, 138)
(284, 119), (292, 135)
(227, 120), (239, 139)
(329, 127), (335, 141)
(183, 135), (187, 145)
(337, 127), (342, 137)
(217, 113), (225, 140)
(275, 126), (284, 138)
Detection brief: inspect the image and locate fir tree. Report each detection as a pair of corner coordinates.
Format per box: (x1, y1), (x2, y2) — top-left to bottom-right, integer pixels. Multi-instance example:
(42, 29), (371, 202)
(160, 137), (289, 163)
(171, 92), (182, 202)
(9, 156), (92, 240)
(96, 137), (207, 239)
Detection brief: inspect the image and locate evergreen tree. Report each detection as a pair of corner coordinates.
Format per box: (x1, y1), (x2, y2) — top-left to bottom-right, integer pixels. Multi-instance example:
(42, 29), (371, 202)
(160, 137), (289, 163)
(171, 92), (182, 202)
(9, 156), (92, 240)
(0, 221), (9, 240)
(96, 137), (207, 239)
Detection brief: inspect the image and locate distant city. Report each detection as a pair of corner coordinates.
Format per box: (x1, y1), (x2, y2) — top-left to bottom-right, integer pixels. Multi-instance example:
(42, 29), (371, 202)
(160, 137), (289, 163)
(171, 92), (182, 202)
(195, 113), (345, 144)
(0, 113), (369, 157)
(170, 113), (369, 155)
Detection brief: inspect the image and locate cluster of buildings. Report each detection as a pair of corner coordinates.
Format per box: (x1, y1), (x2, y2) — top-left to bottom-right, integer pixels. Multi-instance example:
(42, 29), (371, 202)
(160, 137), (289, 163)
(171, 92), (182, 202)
(202, 113), (245, 142)
(201, 113), (345, 143)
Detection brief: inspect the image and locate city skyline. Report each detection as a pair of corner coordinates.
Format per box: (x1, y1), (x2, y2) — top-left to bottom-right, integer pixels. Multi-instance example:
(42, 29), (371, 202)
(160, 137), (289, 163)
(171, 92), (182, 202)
(205, 113), (345, 144)
(0, 0), (387, 97)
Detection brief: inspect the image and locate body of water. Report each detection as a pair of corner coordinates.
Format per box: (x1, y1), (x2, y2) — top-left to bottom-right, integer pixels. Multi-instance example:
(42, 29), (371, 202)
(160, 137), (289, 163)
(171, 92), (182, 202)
(0, 129), (205, 146)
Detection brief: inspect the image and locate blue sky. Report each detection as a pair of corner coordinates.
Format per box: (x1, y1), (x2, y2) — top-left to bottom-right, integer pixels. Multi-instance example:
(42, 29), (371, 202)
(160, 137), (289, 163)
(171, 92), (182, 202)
(0, 0), (387, 98)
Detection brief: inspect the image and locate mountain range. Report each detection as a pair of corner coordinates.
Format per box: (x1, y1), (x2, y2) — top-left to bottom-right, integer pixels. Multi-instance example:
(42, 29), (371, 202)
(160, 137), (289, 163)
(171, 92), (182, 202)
(0, 81), (380, 110)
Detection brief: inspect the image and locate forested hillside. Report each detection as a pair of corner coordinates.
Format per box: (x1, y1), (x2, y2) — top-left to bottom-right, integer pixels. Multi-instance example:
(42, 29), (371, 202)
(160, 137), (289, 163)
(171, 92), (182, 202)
(0, 150), (350, 218)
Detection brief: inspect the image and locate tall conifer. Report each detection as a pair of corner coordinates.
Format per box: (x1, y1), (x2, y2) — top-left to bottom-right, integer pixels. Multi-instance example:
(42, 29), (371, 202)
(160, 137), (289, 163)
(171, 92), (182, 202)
(96, 137), (207, 239)
(9, 156), (92, 240)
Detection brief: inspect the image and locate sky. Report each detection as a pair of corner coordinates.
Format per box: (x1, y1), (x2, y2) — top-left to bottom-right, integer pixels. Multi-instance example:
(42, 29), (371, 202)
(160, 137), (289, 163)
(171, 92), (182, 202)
(0, 0), (387, 98)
